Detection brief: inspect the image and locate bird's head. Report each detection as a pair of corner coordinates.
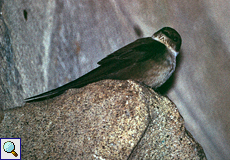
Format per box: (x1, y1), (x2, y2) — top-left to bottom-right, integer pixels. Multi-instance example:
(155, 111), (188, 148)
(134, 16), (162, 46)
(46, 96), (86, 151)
(152, 27), (182, 56)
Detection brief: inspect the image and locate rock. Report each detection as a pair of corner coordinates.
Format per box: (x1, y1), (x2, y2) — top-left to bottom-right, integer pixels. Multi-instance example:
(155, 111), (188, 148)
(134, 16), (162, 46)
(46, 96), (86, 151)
(0, 80), (206, 159)
(0, 107), (3, 123)
(2, 2), (230, 158)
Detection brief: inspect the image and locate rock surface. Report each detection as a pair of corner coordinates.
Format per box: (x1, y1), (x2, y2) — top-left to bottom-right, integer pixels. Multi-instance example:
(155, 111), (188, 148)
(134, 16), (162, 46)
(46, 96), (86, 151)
(1, 1), (230, 159)
(0, 80), (206, 159)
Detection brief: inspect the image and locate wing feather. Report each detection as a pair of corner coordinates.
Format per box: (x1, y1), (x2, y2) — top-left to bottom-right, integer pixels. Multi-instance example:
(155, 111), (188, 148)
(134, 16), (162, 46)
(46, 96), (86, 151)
(25, 37), (166, 102)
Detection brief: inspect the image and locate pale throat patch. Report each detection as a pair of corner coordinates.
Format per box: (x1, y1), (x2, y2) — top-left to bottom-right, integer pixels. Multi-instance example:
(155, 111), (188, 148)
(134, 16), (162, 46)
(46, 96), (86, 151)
(152, 36), (179, 57)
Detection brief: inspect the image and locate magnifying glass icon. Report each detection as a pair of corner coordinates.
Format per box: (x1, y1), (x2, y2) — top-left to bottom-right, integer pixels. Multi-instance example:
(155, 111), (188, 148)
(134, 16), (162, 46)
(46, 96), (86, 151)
(3, 141), (18, 157)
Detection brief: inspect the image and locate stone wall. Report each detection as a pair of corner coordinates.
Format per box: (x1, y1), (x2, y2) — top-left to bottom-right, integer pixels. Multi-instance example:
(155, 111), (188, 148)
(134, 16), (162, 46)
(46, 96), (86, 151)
(1, 1), (230, 159)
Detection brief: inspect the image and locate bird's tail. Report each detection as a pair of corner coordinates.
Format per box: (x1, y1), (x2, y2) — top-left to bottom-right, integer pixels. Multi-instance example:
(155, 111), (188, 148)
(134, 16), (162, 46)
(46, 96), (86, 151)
(24, 66), (111, 102)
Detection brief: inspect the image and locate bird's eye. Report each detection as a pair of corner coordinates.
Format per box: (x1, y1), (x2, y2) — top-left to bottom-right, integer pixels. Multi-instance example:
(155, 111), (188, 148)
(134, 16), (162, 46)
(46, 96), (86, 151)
(173, 37), (178, 42)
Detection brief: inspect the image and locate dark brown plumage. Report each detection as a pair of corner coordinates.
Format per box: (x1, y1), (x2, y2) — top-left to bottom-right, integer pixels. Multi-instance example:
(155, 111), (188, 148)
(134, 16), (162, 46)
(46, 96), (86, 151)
(25, 27), (182, 102)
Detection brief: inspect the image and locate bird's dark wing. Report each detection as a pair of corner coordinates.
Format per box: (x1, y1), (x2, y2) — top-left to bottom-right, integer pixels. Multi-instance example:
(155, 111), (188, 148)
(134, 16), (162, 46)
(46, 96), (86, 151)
(98, 37), (166, 65)
(25, 37), (166, 102)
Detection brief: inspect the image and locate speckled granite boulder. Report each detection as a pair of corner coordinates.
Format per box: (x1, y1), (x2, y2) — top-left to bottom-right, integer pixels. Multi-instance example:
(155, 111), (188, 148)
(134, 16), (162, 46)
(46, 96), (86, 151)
(0, 80), (206, 159)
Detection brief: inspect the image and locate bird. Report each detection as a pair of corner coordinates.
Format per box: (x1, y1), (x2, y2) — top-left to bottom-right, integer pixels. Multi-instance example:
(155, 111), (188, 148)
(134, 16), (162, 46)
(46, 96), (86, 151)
(25, 27), (182, 102)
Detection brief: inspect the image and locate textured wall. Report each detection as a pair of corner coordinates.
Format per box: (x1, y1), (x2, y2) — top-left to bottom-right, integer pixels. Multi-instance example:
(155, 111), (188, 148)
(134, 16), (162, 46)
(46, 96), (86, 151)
(1, 0), (230, 159)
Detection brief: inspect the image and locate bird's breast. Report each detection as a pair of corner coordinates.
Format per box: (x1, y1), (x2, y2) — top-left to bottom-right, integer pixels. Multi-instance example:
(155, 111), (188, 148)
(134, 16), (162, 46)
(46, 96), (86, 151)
(112, 53), (176, 88)
(136, 57), (175, 88)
